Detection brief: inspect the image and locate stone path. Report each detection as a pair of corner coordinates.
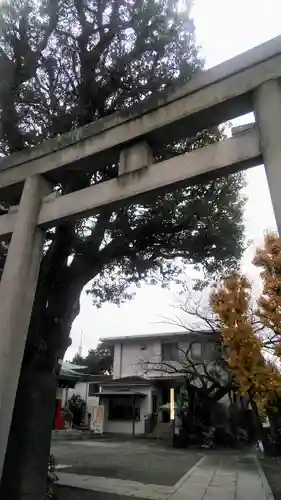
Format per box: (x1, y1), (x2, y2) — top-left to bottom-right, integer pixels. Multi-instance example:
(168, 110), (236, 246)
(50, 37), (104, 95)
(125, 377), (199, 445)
(57, 454), (274, 500)
(170, 455), (273, 500)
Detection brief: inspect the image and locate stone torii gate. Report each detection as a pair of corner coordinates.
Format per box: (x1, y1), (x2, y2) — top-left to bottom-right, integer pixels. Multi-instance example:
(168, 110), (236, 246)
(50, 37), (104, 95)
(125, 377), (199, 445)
(1, 34), (281, 477)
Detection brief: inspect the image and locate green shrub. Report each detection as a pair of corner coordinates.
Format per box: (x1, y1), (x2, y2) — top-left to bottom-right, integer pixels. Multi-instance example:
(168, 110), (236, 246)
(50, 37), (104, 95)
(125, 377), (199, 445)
(45, 454), (58, 500)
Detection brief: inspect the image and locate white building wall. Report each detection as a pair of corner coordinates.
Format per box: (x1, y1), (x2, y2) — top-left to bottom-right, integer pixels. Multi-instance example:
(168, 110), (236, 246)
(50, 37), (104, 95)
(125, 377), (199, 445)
(114, 339), (195, 379)
(86, 395), (100, 415)
(104, 420), (145, 434)
(118, 341), (162, 378)
(70, 381), (88, 400)
(113, 344), (122, 379)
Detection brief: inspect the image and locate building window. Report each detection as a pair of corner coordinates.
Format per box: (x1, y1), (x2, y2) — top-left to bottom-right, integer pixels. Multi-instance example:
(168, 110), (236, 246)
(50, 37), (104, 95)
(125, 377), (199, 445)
(190, 342), (202, 360)
(190, 341), (221, 361)
(206, 341), (221, 360)
(161, 342), (179, 361)
(88, 383), (100, 397)
(213, 342), (222, 359)
(108, 397), (140, 420)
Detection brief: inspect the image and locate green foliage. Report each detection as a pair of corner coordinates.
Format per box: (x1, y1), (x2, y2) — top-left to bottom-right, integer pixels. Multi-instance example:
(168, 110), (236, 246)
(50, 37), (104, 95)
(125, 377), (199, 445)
(71, 342), (113, 374)
(45, 454), (58, 500)
(0, 6), (247, 487)
(67, 394), (86, 426)
(0, 0), (246, 344)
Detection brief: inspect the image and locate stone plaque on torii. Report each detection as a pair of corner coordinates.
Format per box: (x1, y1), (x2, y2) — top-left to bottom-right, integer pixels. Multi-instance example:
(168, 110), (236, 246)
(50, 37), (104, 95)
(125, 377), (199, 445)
(1, 34), (281, 477)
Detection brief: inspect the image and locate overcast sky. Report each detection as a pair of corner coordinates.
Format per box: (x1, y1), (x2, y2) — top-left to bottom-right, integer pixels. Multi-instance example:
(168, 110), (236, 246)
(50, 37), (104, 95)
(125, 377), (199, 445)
(65, 0), (281, 360)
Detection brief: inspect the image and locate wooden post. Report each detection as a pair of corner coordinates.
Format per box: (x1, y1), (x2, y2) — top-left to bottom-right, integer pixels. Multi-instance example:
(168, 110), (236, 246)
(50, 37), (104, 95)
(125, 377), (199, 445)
(157, 409), (160, 441)
(0, 175), (50, 479)
(254, 79), (281, 235)
(132, 394), (136, 436)
(170, 388), (175, 448)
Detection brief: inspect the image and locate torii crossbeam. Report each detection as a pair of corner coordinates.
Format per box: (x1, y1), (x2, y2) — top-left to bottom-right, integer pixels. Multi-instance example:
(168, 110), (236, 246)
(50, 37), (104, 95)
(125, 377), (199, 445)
(1, 34), (281, 477)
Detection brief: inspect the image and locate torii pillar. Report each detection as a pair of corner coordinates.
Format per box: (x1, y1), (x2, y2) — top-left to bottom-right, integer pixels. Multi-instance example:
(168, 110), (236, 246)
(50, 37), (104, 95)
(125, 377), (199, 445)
(0, 175), (50, 477)
(254, 79), (281, 235)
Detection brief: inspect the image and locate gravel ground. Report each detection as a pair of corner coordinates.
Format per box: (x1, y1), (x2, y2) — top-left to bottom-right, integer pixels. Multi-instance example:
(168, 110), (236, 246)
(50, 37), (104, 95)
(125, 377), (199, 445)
(52, 438), (202, 486)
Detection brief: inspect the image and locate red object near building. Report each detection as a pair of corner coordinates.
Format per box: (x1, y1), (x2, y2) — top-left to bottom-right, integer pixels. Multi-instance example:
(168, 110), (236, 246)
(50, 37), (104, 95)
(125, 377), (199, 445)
(54, 397), (65, 430)
(54, 361), (87, 430)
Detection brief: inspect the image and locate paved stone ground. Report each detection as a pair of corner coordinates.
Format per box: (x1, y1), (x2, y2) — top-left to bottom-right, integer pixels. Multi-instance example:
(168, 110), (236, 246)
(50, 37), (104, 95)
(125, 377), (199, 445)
(172, 454), (273, 500)
(57, 488), (144, 500)
(52, 439), (274, 500)
(259, 457), (281, 500)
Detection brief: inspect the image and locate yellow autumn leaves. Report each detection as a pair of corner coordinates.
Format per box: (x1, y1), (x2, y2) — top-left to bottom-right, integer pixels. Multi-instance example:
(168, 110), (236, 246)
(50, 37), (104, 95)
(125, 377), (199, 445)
(211, 233), (281, 414)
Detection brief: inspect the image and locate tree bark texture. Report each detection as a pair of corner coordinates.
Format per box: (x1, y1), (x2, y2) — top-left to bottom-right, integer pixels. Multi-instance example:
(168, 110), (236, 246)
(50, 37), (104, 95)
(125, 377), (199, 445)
(250, 399), (269, 452)
(0, 249), (87, 499)
(0, 367), (57, 500)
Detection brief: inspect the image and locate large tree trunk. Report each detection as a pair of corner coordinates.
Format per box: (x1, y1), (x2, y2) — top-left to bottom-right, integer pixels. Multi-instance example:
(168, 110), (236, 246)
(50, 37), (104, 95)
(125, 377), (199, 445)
(0, 263), (85, 499)
(250, 399), (269, 452)
(0, 212), (99, 499)
(0, 364), (57, 499)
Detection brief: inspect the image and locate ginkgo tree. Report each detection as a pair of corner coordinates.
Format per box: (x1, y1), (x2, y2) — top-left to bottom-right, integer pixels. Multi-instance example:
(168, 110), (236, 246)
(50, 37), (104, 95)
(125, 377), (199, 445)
(211, 233), (281, 448)
(254, 234), (281, 358)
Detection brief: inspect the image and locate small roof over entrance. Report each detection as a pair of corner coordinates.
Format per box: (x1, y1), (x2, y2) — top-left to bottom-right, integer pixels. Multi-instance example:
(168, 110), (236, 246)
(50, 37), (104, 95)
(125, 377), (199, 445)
(102, 376), (151, 386)
(95, 389), (146, 397)
(159, 402), (182, 410)
(57, 361), (87, 388)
